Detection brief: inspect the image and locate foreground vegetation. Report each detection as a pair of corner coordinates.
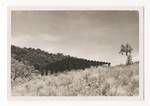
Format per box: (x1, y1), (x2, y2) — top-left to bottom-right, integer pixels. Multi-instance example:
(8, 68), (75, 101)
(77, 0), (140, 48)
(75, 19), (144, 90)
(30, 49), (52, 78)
(11, 62), (139, 96)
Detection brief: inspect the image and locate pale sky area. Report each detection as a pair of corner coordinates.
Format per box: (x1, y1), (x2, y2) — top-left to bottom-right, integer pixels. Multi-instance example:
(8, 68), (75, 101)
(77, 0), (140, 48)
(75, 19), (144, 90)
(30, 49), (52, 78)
(11, 11), (139, 66)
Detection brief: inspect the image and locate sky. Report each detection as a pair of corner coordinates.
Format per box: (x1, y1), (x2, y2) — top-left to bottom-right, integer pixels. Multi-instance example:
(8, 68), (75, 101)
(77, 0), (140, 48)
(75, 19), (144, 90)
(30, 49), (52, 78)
(11, 11), (139, 66)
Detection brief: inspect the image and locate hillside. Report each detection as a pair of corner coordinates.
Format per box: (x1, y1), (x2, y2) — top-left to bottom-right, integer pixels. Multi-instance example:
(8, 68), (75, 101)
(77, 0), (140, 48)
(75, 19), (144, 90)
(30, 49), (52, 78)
(11, 45), (110, 75)
(11, 62), (139, 96)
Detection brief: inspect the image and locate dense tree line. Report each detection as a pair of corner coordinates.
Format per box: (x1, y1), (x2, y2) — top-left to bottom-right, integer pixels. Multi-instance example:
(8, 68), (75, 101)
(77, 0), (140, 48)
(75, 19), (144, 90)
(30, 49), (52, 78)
(47, 57), (110, 74)
(11, 45), (111, 76)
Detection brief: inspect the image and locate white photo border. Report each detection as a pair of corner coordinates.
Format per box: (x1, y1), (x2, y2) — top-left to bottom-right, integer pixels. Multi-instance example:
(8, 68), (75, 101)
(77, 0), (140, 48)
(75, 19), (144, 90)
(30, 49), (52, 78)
(7, 6), (144, 101)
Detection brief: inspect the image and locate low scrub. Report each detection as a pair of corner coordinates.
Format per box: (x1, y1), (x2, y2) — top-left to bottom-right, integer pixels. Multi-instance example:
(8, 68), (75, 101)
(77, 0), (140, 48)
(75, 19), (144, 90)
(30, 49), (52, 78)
(11, 63), (139, 96)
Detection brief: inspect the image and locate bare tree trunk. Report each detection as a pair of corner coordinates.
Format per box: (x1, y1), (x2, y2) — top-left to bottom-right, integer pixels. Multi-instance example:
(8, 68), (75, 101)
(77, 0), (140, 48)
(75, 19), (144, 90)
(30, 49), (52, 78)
(126, 54), (132, 65)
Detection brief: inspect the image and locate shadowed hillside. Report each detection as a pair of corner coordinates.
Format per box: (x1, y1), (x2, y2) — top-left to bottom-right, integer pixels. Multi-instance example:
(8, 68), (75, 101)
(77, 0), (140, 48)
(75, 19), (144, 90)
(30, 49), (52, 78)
(11, 45), (110, 75)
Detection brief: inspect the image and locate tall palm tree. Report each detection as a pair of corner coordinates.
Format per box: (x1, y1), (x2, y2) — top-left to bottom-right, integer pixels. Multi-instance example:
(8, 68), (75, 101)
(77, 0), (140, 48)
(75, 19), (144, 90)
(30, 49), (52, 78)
(119, 43), (133, 65)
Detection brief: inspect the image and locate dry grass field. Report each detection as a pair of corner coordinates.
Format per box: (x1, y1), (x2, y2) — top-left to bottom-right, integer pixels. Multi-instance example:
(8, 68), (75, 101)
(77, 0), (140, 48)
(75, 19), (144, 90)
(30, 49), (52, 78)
(11, 62), (139, 96)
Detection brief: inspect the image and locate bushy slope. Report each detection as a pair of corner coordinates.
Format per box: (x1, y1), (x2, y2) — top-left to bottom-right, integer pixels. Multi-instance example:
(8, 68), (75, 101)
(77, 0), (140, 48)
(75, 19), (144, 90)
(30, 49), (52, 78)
(11, 57), (35, 87)
(11, 63), (139, 96)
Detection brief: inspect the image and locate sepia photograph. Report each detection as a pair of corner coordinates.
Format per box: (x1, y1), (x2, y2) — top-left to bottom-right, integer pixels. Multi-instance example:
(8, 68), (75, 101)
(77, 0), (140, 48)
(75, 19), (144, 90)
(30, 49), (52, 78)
(9, 8), (143, 98)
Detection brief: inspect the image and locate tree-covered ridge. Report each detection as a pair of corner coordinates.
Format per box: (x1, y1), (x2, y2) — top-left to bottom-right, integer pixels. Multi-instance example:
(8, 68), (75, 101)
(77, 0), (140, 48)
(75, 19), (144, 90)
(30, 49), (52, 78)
(11, 45), (110, 75)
